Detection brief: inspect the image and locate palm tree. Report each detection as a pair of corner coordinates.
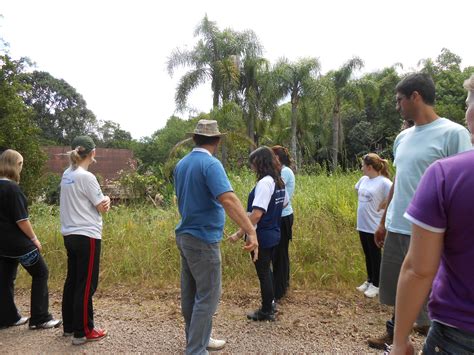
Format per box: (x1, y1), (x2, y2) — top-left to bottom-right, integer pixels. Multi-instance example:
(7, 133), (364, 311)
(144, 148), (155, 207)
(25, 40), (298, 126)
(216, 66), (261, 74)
(167, 15), (262, 112)
(329, 57), (364, 170)
(273, 57), (320, 169)
(239, 56), (278, 144)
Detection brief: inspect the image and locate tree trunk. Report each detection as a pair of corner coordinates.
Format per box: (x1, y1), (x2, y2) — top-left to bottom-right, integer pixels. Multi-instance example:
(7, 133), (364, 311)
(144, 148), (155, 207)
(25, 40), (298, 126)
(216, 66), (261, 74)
(331, 102), (340, 171)
(246, 110), (255, 145)
(221, 137), (227, 169)
(291, 101), (298, 170)
(213, 89), (219, 108)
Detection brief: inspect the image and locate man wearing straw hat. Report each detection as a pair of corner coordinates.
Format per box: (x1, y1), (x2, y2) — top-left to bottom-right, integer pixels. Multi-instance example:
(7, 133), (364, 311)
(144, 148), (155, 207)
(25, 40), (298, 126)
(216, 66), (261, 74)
(174, 119), (258, 355)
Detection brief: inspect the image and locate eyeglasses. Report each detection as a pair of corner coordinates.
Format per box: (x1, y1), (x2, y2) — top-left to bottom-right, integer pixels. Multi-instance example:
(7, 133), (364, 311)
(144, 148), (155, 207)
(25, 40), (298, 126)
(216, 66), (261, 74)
(395, 95), (406, 104)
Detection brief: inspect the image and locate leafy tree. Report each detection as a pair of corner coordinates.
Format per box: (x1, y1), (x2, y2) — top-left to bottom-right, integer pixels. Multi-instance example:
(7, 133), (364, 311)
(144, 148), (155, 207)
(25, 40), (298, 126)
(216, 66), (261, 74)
(273, 57), (320, 168)
(135, 116), (197, 170)
(167, 15), (262, 111)
(20, 71), (98, 145)
(0, 54), (46, 198)
(420, 48), (474, 125)
(96, 120), (133, 148)
(238, 56), (279, 144)
(326, 57), (364, 170)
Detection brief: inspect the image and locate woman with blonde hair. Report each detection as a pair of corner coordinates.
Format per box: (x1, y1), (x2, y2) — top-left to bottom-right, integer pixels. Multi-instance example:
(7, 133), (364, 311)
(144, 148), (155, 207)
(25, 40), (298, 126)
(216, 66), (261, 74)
(59, 136), (110, 345)
(355, 153), (392, 298)
(0, 149), (61, 329)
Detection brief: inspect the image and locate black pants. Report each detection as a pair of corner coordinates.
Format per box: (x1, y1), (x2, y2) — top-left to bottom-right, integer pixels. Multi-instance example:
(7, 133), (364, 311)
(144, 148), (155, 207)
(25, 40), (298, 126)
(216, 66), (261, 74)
(253, 246), (274, 314)
(62, 235), (101, 338)
(0, 252), (52, 327)
(272, 214), (293, 301)
(358, 231), (381, 287)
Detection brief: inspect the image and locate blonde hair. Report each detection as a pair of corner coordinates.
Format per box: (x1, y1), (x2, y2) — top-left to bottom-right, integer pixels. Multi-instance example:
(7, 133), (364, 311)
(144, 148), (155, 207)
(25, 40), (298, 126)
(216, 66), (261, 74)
(68, 146), (95, 169)
(463, 74), (474, 92)
(362, 153), (390, 179)
(0, 149), (23, 183)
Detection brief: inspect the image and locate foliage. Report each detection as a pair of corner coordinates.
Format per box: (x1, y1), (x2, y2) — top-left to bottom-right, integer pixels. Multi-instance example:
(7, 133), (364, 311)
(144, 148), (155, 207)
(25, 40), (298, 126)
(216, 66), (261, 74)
(38, 173), (62, 205)
(167, 15), (262, 111)
(117, 169), (167, 204)
(18, 171), (366, 291)
(20, 71), (98, 145)
(0, 54), (46, 198)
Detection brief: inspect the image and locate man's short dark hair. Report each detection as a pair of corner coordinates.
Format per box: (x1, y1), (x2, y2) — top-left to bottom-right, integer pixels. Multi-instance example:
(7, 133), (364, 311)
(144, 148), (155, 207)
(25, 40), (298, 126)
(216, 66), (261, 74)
(396, 73), (436, 106)
(192, 134), (221, 146)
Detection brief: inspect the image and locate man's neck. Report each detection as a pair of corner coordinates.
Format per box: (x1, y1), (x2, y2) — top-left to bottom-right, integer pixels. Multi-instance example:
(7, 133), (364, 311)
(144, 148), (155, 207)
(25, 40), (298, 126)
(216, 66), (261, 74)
(196, 144), (215, 155)
(413, 107), (439, 126)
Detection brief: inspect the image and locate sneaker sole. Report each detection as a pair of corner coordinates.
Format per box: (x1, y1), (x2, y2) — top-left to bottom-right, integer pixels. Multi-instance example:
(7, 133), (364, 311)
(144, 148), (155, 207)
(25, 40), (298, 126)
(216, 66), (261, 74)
(207, 344), (226, 351)
(29, 320), (62, 330)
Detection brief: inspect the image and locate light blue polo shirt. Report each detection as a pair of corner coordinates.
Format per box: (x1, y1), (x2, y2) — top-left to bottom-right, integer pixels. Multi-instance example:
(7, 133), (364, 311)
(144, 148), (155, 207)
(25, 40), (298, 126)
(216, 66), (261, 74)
(281, 165), (295, 217)
(385, 117), (471, 235)
(174, 148), (233, 243)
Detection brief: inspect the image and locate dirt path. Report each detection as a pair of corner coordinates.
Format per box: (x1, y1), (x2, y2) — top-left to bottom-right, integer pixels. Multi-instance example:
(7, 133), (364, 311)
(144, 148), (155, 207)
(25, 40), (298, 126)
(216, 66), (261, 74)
(1, 288), (425, 353)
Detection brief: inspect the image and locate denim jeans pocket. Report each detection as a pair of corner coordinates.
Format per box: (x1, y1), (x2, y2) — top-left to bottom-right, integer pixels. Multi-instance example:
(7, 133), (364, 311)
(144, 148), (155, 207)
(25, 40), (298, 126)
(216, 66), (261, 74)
(18, 249), (40, 267)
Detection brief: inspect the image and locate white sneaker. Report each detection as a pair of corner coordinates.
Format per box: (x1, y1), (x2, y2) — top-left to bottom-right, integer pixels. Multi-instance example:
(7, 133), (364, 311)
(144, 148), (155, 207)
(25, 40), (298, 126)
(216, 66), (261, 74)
(356, 281), (370, 292)
(364, 284), (379, 298)
(13, 316), (29, 326)
(207, 337), (226, 351)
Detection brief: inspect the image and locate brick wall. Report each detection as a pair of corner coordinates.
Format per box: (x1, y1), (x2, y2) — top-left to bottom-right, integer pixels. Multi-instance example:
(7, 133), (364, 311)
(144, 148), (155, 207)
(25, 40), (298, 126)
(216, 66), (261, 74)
(43, 146), (136, 182)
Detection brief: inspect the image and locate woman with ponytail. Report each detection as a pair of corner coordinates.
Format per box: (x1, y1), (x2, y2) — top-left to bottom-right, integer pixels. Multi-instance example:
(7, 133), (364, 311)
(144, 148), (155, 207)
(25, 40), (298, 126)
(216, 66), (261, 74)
(59, 136), (110, 345)
(355, 153), (392, 298)
(271, 145), (295, 302)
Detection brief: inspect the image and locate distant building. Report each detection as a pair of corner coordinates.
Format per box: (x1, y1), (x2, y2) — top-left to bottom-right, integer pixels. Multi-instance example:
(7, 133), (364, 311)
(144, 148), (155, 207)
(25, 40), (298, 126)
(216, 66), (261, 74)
(43, 146), (136, 182)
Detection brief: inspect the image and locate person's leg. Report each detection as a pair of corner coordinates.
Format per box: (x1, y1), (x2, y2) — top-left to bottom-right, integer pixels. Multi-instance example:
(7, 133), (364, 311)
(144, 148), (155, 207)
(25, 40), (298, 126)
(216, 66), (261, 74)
(20, 251), (53, 326)
(68, 235), (101, 338)
(358, 231), (373, 284)
(368, 232), (408, 349)
(423, 321), (474, 354)
(178, 234), (221, 355)
(365, 232), (381, 287)
(62, 236), (77, 334)
(273, 217), (290, 300)
(285, 214), (293, 288)
(254, 247), (274, 313)
(176, 234), (196, 341)
(0, 256), (21, 327)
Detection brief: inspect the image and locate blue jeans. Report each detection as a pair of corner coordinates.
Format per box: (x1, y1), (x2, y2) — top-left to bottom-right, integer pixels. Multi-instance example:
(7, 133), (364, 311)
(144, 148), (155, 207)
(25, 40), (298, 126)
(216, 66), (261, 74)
(176, 234), (222, 355)
(0, 251), (53, 327)
(423, 321), (474, 354)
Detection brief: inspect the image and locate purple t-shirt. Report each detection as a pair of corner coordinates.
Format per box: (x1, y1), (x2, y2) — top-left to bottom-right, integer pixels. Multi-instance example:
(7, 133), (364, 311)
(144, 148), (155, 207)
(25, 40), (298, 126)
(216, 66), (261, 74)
(404, 150), (474, 333)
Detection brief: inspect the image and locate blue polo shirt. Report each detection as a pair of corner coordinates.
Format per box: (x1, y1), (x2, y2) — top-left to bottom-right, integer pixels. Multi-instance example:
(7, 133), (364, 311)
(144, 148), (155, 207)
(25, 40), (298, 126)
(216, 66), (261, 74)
(174, 148), (233, 243)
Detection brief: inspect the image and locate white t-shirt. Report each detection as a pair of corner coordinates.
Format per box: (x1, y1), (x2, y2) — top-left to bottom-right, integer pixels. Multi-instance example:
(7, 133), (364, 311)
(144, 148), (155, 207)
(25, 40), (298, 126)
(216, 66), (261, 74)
(355, 175), (392, 233)
(252, 175), (289, 212)
(60, 166), (105, 239)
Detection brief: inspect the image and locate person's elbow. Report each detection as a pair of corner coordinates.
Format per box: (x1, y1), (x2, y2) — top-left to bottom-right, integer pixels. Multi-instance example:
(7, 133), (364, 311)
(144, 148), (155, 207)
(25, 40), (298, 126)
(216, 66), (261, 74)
(402, 257), (438, 281)
(217, 191), (236, 207)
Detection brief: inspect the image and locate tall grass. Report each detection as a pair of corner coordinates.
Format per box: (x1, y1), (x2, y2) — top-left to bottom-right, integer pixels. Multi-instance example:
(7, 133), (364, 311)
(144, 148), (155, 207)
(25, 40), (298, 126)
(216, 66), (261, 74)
(17, 171), (366, 292)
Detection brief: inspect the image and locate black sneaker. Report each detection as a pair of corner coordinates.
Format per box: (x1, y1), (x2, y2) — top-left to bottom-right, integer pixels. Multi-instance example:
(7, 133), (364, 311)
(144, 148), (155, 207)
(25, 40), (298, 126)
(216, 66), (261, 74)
(246, 309), (275, 321)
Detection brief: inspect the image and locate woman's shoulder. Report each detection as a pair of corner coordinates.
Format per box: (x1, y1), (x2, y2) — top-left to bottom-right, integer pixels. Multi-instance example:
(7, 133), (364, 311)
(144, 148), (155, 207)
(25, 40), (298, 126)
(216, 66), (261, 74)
(0, 179), (22, 193)
(256, 175), (275, 188)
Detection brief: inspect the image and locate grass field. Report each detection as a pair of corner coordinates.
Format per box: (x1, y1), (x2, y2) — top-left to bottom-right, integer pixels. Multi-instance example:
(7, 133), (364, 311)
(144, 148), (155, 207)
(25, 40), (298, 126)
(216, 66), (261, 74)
(18, 171), (366, 292)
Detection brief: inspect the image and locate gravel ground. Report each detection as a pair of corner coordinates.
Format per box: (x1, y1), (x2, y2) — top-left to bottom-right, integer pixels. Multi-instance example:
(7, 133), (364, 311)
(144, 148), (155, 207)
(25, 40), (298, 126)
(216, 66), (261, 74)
(0, 288), (426, 353)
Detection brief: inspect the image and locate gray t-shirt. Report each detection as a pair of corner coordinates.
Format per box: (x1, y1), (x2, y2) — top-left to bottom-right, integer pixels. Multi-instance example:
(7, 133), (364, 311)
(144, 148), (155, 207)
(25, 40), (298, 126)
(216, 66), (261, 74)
(385, 117), (471, 235)
(60, 166), (105, 239)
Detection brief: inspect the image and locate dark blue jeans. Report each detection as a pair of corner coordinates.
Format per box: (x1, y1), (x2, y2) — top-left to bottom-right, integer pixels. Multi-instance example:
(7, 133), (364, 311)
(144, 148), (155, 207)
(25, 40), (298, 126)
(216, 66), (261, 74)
(423, 321), (474, 354)
(0, 251), (52, 327)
